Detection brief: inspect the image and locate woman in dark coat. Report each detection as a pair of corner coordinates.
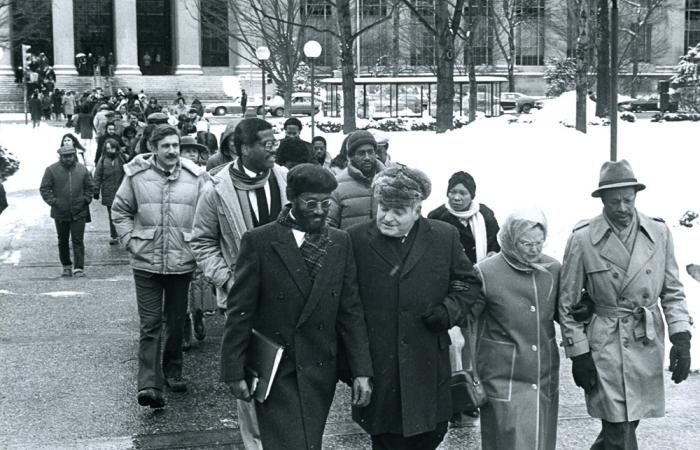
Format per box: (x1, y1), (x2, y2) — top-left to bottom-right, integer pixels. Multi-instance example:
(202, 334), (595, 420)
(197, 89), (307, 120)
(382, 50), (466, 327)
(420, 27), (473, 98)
(93, 138), (126, 245)
(29, 92), (42, 128)
(428, 170), (500, 426)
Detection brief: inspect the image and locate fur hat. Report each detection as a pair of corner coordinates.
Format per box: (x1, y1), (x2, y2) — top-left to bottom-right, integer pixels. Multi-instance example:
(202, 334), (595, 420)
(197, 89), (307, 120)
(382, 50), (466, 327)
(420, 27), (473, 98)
(447, 171), (476, 197)
(287, 163), (338, 197)
(346, 130), (376, 156)
(373, 165), (432, 208)
(57, 146), (77, 155)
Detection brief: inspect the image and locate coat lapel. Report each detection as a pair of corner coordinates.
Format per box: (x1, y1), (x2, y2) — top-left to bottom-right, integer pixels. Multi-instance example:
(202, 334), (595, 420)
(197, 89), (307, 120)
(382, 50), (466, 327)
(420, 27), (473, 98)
(401, 218), (431, 278)
(368, 224), (401, 270)
(621, 216), (656, 291)
(271, 224), (312, 298)
(296, 237), (338, 328)
(591, 216), (629, 272)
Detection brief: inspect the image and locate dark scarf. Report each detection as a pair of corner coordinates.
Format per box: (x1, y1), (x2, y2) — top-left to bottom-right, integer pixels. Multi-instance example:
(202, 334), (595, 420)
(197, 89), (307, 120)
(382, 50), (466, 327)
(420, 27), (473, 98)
(277, 204), (329, 282)
(229, 159), (270, 191)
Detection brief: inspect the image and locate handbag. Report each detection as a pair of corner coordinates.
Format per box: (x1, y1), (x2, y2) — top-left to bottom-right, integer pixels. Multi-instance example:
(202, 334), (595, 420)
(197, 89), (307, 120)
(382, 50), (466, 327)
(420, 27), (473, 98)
(450, 318), (487, 413)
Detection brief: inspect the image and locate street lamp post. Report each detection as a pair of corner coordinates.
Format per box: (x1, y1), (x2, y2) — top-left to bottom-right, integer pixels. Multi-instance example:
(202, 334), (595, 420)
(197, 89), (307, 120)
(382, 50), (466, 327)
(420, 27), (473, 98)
(303, 40), (322, 139)
(255, 46), (270, 117)
(610, 0), (619, 161)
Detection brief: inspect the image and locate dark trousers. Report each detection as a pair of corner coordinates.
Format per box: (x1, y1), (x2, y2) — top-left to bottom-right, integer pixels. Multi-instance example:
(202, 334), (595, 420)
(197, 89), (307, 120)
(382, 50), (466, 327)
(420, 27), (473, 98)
(371, 422), (448, 450)
(55, 219), (86, 269)
(106, 206), (117, 239)
(133, 270), (192, 391)
(590, 420), (640, 450)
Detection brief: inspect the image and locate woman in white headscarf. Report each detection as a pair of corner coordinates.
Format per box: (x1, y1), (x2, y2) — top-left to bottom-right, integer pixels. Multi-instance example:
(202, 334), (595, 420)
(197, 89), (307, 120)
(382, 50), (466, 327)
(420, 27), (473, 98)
(472, 208), (560, 450)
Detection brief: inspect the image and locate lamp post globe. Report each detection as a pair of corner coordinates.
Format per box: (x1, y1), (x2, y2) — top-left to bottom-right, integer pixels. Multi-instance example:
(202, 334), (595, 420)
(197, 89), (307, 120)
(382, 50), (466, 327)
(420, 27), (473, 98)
(303, 40), (322, 59)
(303, 40), (322, 138)
(255, 46), (270, 116)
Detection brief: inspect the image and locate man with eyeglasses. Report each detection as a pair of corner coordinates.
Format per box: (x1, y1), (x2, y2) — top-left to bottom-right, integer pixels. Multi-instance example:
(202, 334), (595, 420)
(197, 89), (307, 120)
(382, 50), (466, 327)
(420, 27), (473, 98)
(327, 130), (385, 230)
(191, 117), (287, 450)
(220, 163), (373, 450)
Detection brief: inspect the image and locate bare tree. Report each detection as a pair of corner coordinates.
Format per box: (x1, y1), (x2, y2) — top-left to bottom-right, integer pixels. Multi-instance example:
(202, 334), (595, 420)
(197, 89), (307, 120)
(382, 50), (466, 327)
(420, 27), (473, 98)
(575, 0), (591, 132)
(0, 1), (53, 55)
(400, 0), (466, 132)
(595, 0), (610, 116)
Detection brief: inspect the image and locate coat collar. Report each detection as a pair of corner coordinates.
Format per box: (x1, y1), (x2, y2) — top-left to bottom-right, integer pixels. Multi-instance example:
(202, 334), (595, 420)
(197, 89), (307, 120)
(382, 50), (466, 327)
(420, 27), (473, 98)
(367, 217), (432, 278)
(588, 212), (658, 246)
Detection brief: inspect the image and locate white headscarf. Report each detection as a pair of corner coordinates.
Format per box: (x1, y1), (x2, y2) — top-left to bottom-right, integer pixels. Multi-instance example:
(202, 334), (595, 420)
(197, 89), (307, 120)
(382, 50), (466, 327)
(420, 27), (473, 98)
(498, 208), (549, 272)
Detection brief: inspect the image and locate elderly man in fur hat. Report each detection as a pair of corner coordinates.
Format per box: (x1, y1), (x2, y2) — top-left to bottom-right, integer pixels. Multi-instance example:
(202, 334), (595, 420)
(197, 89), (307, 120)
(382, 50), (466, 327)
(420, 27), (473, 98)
(346, 165), (482, 450)
(220, 163), (373, 450)
(559, 159), (692, 450)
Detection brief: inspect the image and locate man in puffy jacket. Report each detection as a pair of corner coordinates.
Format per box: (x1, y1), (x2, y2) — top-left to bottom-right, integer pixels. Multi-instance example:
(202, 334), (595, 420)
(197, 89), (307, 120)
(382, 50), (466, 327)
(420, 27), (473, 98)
(39, 146), (94, 277)
(112, 125), (207, 409)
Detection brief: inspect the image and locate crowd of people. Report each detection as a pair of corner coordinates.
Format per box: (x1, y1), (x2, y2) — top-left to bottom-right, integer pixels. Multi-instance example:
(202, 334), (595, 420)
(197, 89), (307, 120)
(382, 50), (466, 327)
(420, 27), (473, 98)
(36, 110), (693, 450)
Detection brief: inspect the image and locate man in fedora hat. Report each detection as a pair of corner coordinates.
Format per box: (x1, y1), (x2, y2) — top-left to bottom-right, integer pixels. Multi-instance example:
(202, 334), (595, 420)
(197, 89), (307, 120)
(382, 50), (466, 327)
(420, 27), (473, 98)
(559, 159), (692, 449)
(40, 146), (94, 277)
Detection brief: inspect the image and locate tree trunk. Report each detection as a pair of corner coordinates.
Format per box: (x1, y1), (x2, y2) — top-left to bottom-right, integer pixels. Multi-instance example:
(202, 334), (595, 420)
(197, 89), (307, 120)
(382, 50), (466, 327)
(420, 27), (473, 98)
(435, 0), (455, 132)
(595, 0), (609, 117)
(337, 0), (357, 133)
(283, 79), (293, 118)
(392, 4), (401, 76)
(630, 25), (638, 98)
(466, 0), (477, 122)
(508, 31), (516, 92)
(575, 0), (589, 133)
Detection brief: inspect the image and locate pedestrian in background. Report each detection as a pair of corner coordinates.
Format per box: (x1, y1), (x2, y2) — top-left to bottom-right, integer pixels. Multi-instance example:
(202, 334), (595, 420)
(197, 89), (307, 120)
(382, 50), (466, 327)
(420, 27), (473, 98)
(559, 159), (692, 450)
(311, 136), (331, 169)
(473, 208), (560, 450)
(63, 90), (76, 128)
(39, 146), (94, 277)
(76, 104), (96, 167)
(94, 138), (127, 245)
(112, 125), (206, 409)
(29, 91), (42, 128)
(347, 165), (481, 450)
(240, 89), (247, 114)
(0, 179), (7, 215)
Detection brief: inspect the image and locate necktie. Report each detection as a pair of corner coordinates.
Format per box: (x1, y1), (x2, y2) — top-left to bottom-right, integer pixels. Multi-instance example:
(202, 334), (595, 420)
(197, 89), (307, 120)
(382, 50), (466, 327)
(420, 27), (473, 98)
(255, 186), (270, 225)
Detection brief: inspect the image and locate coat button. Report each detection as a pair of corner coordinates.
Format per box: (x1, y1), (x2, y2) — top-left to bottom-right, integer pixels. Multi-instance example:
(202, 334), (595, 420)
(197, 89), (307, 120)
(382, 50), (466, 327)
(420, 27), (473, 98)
(612, 272), (619, 279)
(622, 318), (628, 324)
(318, 324), (324, 330)
(606, 263), (611, 268)
(401, 339), (408, 346)
(646, 269), (652, 274)
(622, 339), (629, 348)
(530, 306), (536, 312)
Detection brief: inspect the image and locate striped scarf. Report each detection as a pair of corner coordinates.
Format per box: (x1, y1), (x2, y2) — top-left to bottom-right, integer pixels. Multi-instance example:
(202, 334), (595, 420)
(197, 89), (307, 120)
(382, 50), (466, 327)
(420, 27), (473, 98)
(277, 205), (329, 281)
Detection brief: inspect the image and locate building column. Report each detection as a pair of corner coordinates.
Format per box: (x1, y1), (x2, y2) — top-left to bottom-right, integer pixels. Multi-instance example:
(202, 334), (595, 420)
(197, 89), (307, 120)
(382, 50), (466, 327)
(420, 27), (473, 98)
(113, 0), (141, 75)
(51, 0), (78, 75)
(173, 0), (203, 75)
(0, 4), (12, 76)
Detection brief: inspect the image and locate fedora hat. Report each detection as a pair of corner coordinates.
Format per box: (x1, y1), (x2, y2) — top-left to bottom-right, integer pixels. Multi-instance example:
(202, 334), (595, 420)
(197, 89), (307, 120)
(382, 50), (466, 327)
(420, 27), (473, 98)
(180, 135), (208, 155)
(591, 159), (646, 198)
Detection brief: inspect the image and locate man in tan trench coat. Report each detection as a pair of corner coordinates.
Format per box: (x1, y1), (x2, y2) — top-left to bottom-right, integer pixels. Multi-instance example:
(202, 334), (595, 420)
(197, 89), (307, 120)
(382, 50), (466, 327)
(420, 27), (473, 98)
(559, 159), (692, 450)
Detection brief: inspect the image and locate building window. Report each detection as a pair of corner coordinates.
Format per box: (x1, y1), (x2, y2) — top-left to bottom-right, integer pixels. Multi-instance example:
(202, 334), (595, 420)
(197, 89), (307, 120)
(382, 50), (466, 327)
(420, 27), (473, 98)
(359, 0), (392, 68)
(137, 0), (172, 74)
(362, 0), (388, 15)
(630, 21), (652, 63)
(409, 0), (435, 67)
(516, 0), (545, 66)
(301, 0), (332, 17)
(466, 0), (494, 65)
(201, 0), (229, 66)
(73, 0), (114, 60)
(686, 0), (700, 50)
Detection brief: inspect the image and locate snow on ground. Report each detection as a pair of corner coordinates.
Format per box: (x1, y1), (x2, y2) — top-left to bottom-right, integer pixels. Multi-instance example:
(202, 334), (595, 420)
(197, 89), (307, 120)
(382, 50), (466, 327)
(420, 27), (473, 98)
(2, 94), (700, 367)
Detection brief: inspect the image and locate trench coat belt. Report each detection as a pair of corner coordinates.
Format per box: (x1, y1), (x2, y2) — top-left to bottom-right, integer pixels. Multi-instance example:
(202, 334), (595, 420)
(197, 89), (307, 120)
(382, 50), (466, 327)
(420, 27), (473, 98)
(594, 301), (659, 342)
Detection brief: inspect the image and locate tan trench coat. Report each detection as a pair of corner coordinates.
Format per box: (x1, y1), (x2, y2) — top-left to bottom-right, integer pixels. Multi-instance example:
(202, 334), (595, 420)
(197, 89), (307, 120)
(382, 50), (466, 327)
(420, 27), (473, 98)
(559, 212), (692, 422)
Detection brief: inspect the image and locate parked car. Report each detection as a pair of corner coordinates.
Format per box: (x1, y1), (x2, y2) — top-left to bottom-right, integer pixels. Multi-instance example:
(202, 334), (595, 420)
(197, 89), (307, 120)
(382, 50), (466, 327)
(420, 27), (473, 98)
(500, 92), (544, 113)
(617, 96), (679, 113)
(204, 93), (324, 117)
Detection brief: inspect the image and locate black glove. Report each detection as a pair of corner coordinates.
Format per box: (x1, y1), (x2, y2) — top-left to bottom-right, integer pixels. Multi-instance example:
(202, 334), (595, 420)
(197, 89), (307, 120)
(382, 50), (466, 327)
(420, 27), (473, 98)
(571, 352), (597, 393)
(669, 331), (691, 384)
(93, 192), (99, 200)
(571, 291), (594, 322)
(422, 304), (450, 333)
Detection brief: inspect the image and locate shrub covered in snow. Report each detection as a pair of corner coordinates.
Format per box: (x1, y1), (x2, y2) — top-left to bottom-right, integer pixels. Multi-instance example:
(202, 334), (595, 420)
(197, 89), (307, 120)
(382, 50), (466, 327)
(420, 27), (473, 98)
(671, 43), (700, 112)
(316, 120), (344, 133)
(620, 112), (636, 123)
(544, 57), (576, 98)
(651, 112), (700, 122)
(0, 145), (20, 179)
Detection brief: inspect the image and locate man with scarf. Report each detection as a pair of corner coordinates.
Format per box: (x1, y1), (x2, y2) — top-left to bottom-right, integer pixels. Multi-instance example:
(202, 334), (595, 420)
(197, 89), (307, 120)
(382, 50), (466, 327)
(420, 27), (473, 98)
(559, 159), (692, 450)
(40, 145), (94, 277)
(220, 164), (373, 450)
(191, 117), (287, 449)
(347, 165), (481, 450)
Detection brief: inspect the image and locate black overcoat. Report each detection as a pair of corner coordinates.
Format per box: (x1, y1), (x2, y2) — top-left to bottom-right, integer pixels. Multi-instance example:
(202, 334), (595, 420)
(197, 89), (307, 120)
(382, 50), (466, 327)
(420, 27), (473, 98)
(347, 218), (482, 437)
(220, 221), (373, 450)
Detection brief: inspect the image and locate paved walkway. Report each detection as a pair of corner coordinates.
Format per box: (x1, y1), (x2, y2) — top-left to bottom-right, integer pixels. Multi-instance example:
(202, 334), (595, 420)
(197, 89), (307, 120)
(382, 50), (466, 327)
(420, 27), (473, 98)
(0, 187), (698, 449)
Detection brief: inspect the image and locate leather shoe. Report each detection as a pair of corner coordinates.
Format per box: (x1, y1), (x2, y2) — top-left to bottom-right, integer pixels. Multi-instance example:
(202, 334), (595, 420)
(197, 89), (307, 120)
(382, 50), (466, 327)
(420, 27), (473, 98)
(165, 377), (188, 392)
(193, 310), (206, 341)
(137, 388), (165, 408)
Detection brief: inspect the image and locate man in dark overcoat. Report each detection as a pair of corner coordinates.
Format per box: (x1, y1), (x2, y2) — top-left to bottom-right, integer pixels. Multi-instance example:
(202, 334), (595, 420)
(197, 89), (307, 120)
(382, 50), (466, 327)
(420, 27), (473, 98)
(220, 164), (373, 450)
(347, 165), (482, 450)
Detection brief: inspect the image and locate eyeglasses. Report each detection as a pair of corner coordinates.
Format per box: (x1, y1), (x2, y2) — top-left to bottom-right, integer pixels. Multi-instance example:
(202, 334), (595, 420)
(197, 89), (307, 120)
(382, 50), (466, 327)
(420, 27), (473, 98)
(517, 240), (544, 250)
(299, 198), (332, 210)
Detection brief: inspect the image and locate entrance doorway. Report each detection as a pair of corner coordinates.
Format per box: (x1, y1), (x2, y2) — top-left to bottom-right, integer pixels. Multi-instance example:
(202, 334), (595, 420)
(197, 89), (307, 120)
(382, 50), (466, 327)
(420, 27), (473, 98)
(137, 0), (172, 75)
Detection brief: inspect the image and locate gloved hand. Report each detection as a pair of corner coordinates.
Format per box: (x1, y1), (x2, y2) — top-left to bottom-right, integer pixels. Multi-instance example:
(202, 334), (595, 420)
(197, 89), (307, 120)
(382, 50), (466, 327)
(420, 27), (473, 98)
(669, 331), (691, 384)
(422, 304), (450, 333)
(571, 352), (597, 393)
(571, 291), (594, 322)
(93, 192), (99, 200)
